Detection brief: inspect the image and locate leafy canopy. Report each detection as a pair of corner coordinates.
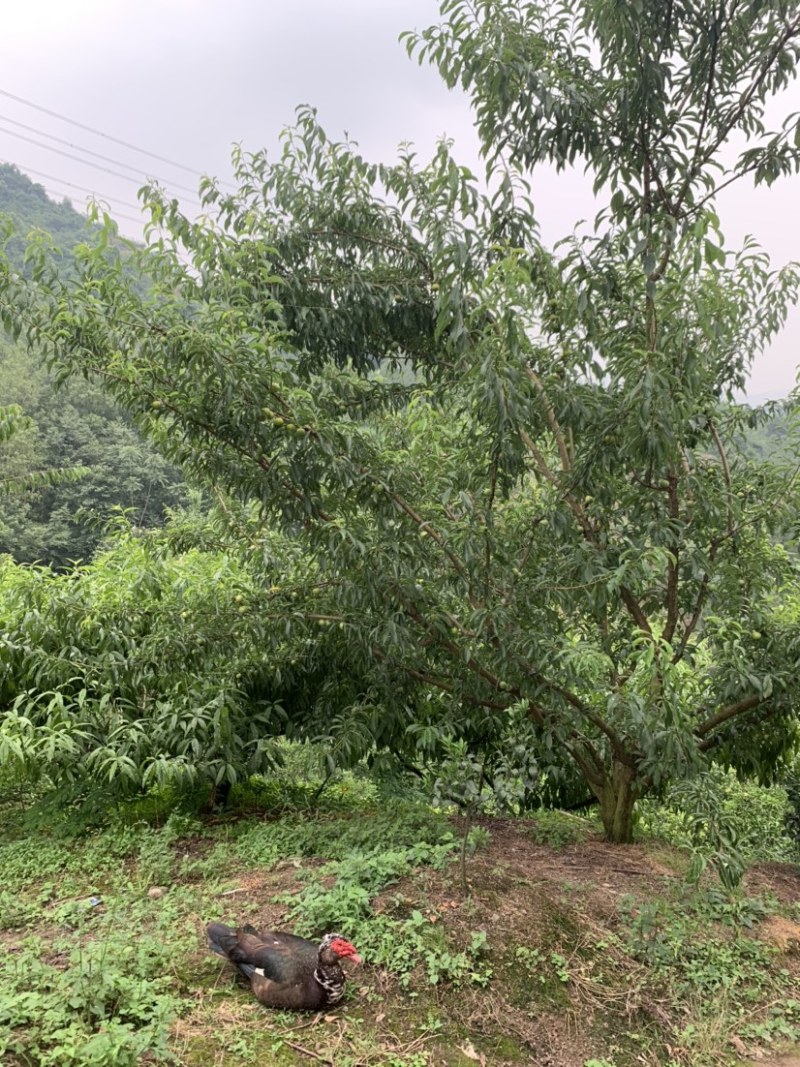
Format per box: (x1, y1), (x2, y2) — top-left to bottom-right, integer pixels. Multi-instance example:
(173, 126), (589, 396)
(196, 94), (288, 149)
(3, 0), (800, 841)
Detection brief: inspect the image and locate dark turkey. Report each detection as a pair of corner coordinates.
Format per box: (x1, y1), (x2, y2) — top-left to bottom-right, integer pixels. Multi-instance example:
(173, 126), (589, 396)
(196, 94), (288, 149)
(206, 922), (361, 1010)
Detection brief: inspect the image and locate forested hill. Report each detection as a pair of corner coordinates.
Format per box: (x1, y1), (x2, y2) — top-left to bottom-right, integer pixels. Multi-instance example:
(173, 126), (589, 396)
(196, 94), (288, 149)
(0, 163), (97, 269)
(740, 404), (793, 460)
(0, 164), (189, 570)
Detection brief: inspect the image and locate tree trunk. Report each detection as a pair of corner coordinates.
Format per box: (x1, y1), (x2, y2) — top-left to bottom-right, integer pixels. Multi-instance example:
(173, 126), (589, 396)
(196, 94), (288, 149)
(597, 759), (638, 844)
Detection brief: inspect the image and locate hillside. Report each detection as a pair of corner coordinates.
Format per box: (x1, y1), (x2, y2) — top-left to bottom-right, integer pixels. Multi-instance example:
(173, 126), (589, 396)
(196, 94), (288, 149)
(0, 163), (96, 269)
(2, 780), (800, 1067)
(0, 164), (189, 568)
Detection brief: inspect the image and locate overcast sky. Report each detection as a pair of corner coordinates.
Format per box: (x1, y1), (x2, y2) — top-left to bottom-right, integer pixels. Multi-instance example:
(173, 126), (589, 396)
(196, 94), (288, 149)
(2, 0), (799, 398)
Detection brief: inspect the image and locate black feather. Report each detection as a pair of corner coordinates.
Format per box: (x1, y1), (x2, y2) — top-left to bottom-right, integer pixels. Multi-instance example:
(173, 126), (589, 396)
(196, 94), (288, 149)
(205, 922), (356, 1010)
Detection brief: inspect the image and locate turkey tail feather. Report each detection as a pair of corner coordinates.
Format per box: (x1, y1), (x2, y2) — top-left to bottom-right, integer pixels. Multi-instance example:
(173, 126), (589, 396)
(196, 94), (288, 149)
(207, 922), (263, 981)
(207, 922), (238, 957)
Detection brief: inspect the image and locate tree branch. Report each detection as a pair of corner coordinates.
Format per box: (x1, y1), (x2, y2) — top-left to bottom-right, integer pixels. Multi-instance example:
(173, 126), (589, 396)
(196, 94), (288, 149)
(662, 472), (680, 644)
(525, 367), (571, 472)
(518, 432), (653, 640)
(708, 417), (734, 539)
(695, 694), (766, 739)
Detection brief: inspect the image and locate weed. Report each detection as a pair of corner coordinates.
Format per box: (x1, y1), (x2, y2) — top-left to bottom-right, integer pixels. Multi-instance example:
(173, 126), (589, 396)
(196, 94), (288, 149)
(549, 950), (570, 984)
(638, 769), (797, 866)
(619, 892), (777, 993)
(512, 944), (571, 1001)
(358, 911), (492, 989)
(0, 836), (74, 893)
(276, 834), (494, 990)
(0, 886), (51, 931)
(525, 810), (592, 848)
(234, 803), (454, 867)
(0, 930), (180, 1066)
(616, 884), (800, 1058)
(741, 998), (800, 1043)
(691, 884), (774, 927)
(466, 825), (491, 854)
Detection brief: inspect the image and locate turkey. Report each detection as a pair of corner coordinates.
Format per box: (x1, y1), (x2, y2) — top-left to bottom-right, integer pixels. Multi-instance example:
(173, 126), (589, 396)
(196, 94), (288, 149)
(206, 922), (362, 1010)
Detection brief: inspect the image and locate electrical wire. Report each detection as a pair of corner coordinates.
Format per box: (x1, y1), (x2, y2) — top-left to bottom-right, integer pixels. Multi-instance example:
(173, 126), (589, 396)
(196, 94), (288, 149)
(0, 86), (236, 191)
(0, 112), (202, 197)
(41, 193), (144, 229)
(0, 124), (203, 210)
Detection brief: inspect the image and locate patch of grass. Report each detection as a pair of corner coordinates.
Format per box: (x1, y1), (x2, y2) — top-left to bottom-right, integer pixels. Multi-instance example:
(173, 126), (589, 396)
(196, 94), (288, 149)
(616, 886), (800, 1061)
(3, 784), (800, 1067)
(0, 836), (75, 893)
(233, 802), (454, 867)
(0, 928), (180, 1066)
(524, 810), (594, 849)
(273, 826), (494, 991)
(508, 945), (572, 1006)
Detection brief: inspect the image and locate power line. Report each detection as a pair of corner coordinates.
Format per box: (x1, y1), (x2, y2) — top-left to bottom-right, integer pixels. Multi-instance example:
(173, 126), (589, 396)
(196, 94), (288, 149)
(0, 125), (204, 210)
(0, 160), (146, 216)
(0, 86), (236, 191)
(0, 112), (202, 197)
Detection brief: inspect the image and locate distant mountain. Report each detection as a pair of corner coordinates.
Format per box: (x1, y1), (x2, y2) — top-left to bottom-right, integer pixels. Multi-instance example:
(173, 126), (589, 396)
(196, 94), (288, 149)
(0, 163), (99, 270)
(0, 164), (189, 570)
(738, 404), (795, 462)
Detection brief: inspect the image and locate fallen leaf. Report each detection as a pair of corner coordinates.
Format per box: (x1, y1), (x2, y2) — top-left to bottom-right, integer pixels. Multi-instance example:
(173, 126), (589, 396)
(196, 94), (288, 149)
(461, 1041), (481, 1061)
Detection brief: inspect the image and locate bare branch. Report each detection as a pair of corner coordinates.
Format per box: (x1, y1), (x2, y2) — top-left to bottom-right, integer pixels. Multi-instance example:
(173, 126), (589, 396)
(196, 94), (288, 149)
(525, 366), (571, 472)
(695, 694), (766, 739)
(662, 473), (680, 645)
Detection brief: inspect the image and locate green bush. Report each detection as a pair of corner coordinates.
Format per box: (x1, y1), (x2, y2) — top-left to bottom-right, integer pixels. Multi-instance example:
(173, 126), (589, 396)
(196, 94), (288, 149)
(0, 527), (288, 803)
(638, 768), (796, 867)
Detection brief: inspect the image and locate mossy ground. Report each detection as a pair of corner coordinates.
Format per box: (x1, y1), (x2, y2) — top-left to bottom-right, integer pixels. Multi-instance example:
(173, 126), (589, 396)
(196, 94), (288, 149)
(1, 789), (800, 1067)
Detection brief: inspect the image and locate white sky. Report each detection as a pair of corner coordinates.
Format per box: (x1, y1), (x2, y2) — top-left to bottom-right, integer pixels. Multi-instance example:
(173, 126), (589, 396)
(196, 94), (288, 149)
(1, 0), (798, 399)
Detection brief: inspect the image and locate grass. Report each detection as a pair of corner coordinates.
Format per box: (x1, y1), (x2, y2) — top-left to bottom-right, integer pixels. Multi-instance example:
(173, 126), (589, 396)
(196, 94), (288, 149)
(1, 781), (799, 1066)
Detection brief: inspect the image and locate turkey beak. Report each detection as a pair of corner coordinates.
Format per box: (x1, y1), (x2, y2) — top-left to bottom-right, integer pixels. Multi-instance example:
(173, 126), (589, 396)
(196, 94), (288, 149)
(348, 952), (362, 966)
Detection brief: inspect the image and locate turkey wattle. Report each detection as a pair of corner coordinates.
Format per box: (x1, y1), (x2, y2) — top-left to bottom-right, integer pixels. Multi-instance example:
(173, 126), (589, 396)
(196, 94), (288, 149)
(206, 923), (362, 1010)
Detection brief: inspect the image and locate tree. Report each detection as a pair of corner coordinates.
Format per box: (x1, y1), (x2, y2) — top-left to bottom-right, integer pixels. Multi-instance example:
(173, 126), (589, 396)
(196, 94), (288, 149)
(3, 0), (800, 841)
(0, 163), (92, 271)
(0, 505), (403, 805)
(0, 402), (89, 506)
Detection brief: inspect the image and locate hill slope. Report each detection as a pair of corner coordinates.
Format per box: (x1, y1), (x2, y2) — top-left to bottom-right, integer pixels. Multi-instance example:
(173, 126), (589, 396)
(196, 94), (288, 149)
(0, 164), (189, 568)
(1, 788), (799, 1067)
(0, 163), (95, 268)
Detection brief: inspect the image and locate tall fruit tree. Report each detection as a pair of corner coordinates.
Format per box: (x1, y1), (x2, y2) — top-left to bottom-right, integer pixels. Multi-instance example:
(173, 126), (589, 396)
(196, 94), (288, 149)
(3, 0), (800, 841)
